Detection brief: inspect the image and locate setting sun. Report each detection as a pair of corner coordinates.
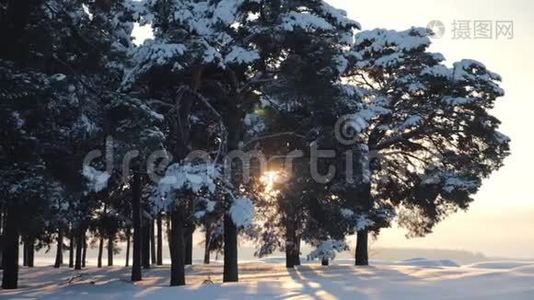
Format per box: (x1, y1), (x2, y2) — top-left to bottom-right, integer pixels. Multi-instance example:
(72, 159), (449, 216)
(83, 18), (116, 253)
(260, 170), (280, 192)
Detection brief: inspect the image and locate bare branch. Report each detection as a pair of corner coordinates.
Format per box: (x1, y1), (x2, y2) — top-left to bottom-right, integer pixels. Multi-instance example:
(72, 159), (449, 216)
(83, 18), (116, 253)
(243, 132), (306, 150)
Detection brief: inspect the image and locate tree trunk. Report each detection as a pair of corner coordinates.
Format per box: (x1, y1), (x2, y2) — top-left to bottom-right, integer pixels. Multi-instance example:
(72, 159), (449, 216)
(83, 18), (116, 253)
(27, 239), (34, 267)
(22, 240), (27, 267)
(223, 213), (238, 282)
(68, 233), (74, 268)
(131, 171), (142, 282)
(222, 104), (242, 283)
(156, 215), (162, 265)
(97, 237), (104, 268)
(107, 237), (114, 266)
(321, 257), (329, 266)
(185, 223), (193, 265)
(203, 225), (211, 265)
(54, 229), (63, 268)
(74, 228), (84, 270)
(294, 236), (301, 266)
(22, 242), (27, 267)
(166, 66), (200, 284)
(0, 209), (4, 270)
(142, 220), (150, 269)
(81, 239), (87, 268)
(285, 219), (297, 269)
(170, 210), (185, 286)
(1, 206), (19, 289)
(355, 180), (372, 266)
(355, 230), (369, 266)
(150, 220), (156, 264)
(125, 228), (130, 267)
(285, 245), (294, 268)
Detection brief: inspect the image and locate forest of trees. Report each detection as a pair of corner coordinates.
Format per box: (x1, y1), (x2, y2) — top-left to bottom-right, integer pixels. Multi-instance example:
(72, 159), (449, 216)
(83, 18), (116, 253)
(0, 0), (509, 290)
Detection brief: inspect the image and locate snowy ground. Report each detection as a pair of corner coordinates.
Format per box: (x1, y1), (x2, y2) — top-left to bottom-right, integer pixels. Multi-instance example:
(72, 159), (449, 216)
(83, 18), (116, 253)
(2, 258), (534, 299)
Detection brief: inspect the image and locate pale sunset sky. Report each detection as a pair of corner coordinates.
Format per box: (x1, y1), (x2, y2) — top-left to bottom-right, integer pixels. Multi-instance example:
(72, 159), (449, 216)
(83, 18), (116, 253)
(133, 0), (534, 259)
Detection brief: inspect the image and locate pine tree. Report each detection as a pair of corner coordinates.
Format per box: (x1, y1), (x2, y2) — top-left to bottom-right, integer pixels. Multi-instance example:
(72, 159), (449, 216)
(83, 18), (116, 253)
(339, 27), (510, 264)
(243, 0), (361, 268)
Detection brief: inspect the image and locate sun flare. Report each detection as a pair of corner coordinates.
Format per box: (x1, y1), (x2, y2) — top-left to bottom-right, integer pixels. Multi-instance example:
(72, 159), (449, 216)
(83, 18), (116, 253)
(260, 170), (280, 192)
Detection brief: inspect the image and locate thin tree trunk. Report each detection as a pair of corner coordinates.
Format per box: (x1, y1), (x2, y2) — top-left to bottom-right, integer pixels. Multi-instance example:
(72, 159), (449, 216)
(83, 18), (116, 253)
(166, 65), (200, 284)
(142, 220), (150, 269)
(131, 170), (142, 282)
(355, 230), (369, 266)
(156, 215), (162, 265)
(107, 236), (113, 266)
(68, 232), (74, 268)
(81, 238), (87, 268)
(223, 110), (241, 283)
(97, 237), (104, 268)
(27, 239), (34, 267)
(185, 223), (193, 265)
(294, 236), (301, 266)
(203, 225), (211, 265)
(170, 210), (185, 286)
(166, 217), (171, 251)
(54, 229), (63, 268)
(356, 181), (372, 266)
(22, 240), (27, 267)
(74, 227), (85, 270)
(0, 208), (4, 270)
(223, 213), (238, 282)
(150, 220), (156, 264)
(1, 206), (19, 289)
(285, 218), (296, 269)
(125, 228), (130, 267)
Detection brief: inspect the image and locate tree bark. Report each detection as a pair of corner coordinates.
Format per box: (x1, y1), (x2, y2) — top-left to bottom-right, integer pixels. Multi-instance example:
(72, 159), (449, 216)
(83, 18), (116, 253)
(22, 240), (28, 267)
(223, 213), (238, 282)
(222, 99), (242, 283)
(156, 215), (162, 265)
(0, 210), (3, 270)
(294, 236), (301, 266)
(355, 180), (372, 266)
(74, 227), (85, 270)
(125, 228), (130, 267)
(68, 232), (74, 268)
(142, 220), (150, 269)
(97, 237), (104, 268)
(185, 223), (193, 265)
(170, 210), (185, 286)
(131, 171), (142, 282)
(150, 220), (156, 264)
(203, 225), (211, 265)
(54, 229), (63, 268)
(27, 239), (34, 267)
(285, 219), (297, 269)
(355, 230), (369, 266)
(81, 238), (87, 268)
(1, 206), (19, 289)
(107, 237), (113, 266)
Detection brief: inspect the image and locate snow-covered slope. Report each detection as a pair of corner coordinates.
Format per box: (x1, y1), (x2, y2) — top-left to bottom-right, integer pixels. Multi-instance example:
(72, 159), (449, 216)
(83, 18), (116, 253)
(2, 259), (534, 299)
